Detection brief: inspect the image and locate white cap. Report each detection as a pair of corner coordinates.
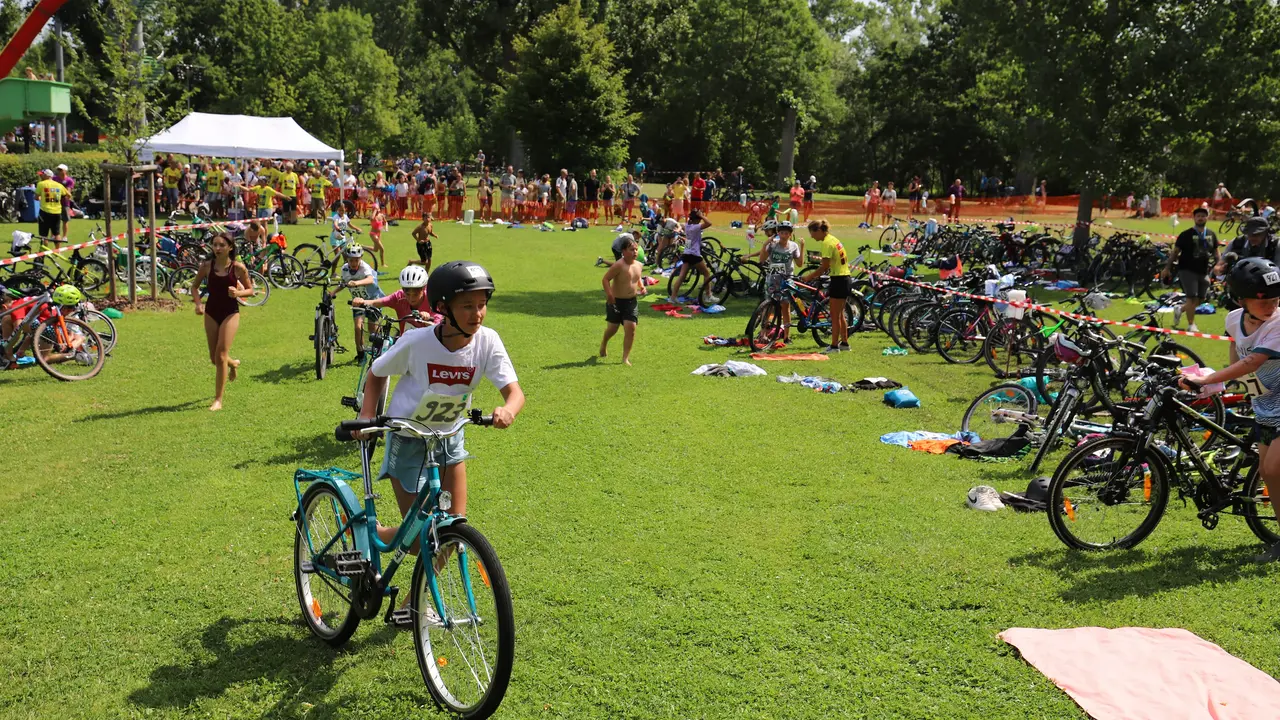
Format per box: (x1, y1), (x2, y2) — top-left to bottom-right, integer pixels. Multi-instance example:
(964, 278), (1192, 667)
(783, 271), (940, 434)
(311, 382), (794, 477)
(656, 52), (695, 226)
(56, 163), (68, 171)
(39, 168), (52, 177)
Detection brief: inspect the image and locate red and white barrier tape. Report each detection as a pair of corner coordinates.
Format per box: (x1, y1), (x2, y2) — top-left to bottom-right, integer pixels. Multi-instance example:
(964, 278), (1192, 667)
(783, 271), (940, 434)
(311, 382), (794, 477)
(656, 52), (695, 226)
(1, 218), (250, 267)
(864, 269), (1232, 342)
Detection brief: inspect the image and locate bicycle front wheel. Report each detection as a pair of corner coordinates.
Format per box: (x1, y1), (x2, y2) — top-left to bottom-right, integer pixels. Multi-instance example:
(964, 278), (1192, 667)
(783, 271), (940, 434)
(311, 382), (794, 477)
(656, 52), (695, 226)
(238, 270), (271, 307)
(1242, 466), (1280, 546)
(412, 522), (514, 719)
(315, 315), (329, 380)
(746, 299), (785, 352)
(294, 483), (361, 647)
(1047, 436), (1169, 551)
(71, 307), (118, 354)
(962, 383), (1039, 441)
(34, 317), (106, 381)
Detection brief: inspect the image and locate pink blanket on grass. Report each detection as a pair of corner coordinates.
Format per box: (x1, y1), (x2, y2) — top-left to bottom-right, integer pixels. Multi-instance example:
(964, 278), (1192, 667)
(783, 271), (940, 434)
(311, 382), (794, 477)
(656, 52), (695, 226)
(1000, 627), (1280, 720)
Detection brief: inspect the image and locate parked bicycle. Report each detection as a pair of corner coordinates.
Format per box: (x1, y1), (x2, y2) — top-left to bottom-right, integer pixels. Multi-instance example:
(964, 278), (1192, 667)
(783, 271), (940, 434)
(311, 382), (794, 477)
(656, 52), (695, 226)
(308, 279), (345, 380)
(0, 285), (107, 381)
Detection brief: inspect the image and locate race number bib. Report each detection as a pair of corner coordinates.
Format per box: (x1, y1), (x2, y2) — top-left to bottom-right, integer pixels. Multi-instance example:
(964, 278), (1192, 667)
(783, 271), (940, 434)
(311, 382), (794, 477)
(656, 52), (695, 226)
(412, 392), (472, 431)
(1241, 373), (1266, 397)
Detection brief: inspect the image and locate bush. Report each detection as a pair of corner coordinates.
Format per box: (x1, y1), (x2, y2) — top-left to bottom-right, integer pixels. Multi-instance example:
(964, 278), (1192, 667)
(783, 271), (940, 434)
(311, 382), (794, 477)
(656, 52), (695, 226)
(0, 151), (117, 200)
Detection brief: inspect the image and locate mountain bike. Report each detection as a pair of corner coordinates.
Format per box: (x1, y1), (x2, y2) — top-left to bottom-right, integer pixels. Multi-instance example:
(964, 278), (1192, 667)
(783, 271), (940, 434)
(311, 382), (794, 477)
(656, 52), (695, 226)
(292, 228), (378, 282)
(745, 275), (866, 351)
(12, 231), (111, 296)
(308, 279), (345, 380)
(0, 288), (107, 381)
(293, 412), (513, 718)
(1046, 356), (1277, 551)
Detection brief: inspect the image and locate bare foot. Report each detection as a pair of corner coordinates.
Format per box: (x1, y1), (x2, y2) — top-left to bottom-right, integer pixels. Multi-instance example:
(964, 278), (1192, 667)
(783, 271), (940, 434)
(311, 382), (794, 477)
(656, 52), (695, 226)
(209, 400), (223, 411)
(623, 358), (632, 366)
(229, 359), (240, 382)
(598, 347), (608, 358)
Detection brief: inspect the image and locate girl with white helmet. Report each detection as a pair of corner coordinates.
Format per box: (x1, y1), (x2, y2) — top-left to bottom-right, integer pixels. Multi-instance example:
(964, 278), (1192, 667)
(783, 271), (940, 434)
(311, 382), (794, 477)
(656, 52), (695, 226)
(352, 265), (438, 335)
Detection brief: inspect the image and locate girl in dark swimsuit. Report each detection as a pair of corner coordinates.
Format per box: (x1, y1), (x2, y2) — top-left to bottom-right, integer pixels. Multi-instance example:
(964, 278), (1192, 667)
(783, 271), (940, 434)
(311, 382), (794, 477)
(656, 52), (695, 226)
(193, 233), (253, 411)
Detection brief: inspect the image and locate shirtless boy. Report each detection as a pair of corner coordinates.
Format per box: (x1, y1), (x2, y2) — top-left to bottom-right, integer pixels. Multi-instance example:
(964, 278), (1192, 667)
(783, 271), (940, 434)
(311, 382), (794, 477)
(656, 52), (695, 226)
(600, 235), (646, 365)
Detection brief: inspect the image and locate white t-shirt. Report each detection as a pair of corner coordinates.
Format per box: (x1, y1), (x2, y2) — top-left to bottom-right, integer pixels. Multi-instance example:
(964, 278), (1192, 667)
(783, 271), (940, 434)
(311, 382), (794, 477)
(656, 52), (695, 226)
(1226, 308), (1280, 423)
(373, 326), (518, 433)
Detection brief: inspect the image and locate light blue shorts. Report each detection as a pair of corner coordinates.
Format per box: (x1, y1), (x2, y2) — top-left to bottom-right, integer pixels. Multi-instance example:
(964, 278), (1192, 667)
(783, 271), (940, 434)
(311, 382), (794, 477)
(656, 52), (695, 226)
(380, 431), (470, 494)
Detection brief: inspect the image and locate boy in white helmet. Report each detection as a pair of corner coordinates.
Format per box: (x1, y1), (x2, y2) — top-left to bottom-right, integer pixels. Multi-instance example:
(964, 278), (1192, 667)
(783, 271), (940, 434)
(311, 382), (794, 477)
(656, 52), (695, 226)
(352, 265), (438, 335)
(334, 245), (383, 363)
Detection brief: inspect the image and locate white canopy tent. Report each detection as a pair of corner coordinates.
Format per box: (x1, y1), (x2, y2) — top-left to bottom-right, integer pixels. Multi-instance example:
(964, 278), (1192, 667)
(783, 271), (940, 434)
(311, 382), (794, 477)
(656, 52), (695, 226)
(136, 112), (343, 163)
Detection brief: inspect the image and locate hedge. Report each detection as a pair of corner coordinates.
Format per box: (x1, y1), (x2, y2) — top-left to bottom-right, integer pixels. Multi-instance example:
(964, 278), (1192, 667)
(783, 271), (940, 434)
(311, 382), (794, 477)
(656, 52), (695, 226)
(0, 151), (118, 200)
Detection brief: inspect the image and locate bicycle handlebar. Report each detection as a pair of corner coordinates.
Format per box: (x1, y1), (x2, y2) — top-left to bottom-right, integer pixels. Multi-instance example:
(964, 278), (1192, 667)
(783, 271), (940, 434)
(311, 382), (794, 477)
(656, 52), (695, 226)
(335, 409), (492, 442)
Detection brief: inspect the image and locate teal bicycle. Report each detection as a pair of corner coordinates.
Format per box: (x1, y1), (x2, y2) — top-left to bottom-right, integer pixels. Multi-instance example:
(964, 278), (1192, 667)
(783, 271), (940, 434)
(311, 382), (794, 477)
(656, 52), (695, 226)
(292, 412), (514, 718)
(341, 305), (430, 416)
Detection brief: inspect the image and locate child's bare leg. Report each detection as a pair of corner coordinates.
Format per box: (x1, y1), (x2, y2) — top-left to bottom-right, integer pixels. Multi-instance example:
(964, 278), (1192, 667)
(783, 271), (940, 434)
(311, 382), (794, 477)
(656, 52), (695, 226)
(600, 322), (620, 356)
(622, 321), (636, 365)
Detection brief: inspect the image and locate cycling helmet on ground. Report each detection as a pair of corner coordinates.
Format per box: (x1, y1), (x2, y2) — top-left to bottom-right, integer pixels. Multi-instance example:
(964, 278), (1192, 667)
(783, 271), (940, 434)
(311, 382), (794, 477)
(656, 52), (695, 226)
(343, 244), (364, 259)
(777, 220), (794, 232)
(399, 265), (428, 289)
(1229, 257), (1280, 299)
(428, 261), (495, 337)
(51, 284), (84, 307)
(1242, 216), (1270, 236)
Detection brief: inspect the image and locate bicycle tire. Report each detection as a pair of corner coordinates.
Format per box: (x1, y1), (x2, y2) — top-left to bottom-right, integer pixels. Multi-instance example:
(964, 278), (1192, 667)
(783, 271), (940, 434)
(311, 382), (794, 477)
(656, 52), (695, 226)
(292, 243), (326, 274)
(666, 264), (703, 302)
(699, 272), (732, 307)
(72, 257), (110, 294)
(888, 298), (928, 349)
(33, 317), (106, 381)
(70, 307), (117, 354)
(808, 298), (861, 347)
(1046, 435), (1169, 551)
(268, 254), (306, 290)
(903, 301), (941, 354)
(5, 271), (48, 297)
(411, 522), (515, 719)
(746, 299), (784, 352)
(962, 383), (1039, 440)
(294, 483), (361, 647)
(238, 270), (271, 307)
(1242, 465), (1280, 546)
(168, 264), (202, 302)
(315, 314), (329, 380)
(935, 308), (984, 364)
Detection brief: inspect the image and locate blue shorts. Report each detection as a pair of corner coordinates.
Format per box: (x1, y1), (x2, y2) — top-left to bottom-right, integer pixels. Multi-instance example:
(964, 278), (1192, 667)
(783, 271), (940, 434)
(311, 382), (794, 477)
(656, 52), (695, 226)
(257, 208), (272, 219)
(380, 432), (470, 494)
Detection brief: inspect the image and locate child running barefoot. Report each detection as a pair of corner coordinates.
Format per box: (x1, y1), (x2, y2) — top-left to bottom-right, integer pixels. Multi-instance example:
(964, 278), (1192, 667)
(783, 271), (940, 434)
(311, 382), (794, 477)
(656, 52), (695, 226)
(355, 261), (525, 627)
(600, 235), (646, 365)
(369, 202), (387, 268)
(411, 213), (437, 271)
(1179, 257), (1280, 562)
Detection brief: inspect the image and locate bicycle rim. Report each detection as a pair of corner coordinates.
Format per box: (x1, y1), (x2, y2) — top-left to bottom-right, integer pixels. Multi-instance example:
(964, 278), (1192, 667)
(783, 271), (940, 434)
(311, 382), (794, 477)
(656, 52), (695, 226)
(1048, 437), (1168, 550)
(962, 383), (1038, 441)
(34, 318), (105, 381)
(413, 524), (514, 717)
(294, 484), (360, 645)
(1242, 467), (1280, 545)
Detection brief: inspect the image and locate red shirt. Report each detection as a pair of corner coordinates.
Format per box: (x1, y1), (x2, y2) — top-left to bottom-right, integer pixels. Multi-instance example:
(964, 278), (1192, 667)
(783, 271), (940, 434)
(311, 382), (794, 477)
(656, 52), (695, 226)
(692, 177), (707, 201)
(380, 289), (440, 334)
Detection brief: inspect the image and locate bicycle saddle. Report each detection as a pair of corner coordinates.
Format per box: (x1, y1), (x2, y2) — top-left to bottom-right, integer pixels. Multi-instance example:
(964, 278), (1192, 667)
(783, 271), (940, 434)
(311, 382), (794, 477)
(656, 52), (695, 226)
(1148, 354), (1184, 369)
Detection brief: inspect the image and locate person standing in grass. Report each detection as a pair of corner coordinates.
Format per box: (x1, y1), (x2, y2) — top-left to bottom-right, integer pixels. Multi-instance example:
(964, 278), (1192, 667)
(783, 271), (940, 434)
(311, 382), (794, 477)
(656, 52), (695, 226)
(600, 235), (646, 365)
(35, 169), (66, 248)
(947, 178), (964, 222)
(755, 219), (800, 342)
(602, 175), (616, 225)
(1163, 206), (1218, 333)
(478, 168), (494, 222)
(567, 172), (579, 221)
(583, 169), (600, 225)
(554, 169), (569, 222)
(803, 175), (816, 221)
(864, 181), (880, 225)
(668, 209), (712, 303)
(500, 165), (516, 222)
(411, 213), (437, 271)
(692, 172), (707, 215)
(789, 179), (804, 216)
(634, 157), (646, 182)
(192, 232), (253, 412)
(671, 175), (688, 222)
(802, 219), (852, 354)
(621, 175), (640, 222)
(881, 182), (897, 224)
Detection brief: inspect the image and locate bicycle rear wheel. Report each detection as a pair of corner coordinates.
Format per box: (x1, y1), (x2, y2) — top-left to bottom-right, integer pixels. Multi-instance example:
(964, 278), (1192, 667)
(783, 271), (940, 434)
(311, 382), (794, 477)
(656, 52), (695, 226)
(34, 317), (105, 381)
(1242, 466), (1280, 546)
(699, 271), (732, 307)
(962, 383), (1038, 442)
(412, 523), (514, 719)
(294, 483), (361, 647)
(746, 299), (785, 352)
(935, 308), (984, 364)
(315, 315), (330, 380)
(238, 270), (271, 307)
(70, 307), (117, 354)
(1046, 436), (1169, 551)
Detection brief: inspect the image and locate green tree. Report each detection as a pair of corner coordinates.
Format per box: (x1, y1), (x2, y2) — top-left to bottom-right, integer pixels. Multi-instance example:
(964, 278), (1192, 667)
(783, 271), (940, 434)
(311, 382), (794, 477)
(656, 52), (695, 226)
(293, 8), (400, 153)
(497, 0), (635, 173)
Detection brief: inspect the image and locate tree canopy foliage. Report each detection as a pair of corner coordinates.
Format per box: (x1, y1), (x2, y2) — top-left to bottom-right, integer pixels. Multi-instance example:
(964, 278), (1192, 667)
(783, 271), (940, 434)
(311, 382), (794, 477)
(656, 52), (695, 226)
(7, 0), (1280, 198)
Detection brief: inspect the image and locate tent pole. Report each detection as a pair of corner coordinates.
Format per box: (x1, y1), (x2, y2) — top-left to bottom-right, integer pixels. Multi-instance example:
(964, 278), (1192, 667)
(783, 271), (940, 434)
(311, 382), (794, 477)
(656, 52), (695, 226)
(104, 169), (116, 302)
(126, 178), (136, 307)
(148, 169), (157, 301)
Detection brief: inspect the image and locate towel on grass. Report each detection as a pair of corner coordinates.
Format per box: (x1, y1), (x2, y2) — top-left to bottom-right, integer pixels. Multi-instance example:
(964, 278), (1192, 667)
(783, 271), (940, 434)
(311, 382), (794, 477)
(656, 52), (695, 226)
(1000, 627), (1280, 720)
(749, 353), (830, 361)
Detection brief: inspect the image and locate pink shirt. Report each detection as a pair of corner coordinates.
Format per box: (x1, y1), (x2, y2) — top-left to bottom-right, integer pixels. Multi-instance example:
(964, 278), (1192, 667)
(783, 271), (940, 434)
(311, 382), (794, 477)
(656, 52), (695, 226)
(379, 289), (438, 334)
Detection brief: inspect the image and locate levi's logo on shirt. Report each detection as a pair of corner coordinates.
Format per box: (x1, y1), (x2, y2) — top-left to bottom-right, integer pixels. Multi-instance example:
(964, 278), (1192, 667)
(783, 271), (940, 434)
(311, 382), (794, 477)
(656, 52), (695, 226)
(429, 363), (476, 386)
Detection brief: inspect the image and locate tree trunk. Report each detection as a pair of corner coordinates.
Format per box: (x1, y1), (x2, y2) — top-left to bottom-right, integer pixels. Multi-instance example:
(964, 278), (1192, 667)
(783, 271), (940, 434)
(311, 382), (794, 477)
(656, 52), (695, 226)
(1072, 189), (1094, 251)
(776, 104), (797, 190)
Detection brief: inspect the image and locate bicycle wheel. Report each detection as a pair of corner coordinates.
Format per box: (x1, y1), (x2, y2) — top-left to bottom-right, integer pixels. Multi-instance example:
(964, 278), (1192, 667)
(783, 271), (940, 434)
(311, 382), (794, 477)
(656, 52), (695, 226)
(902, 300), (940, 354)
(746, 299), (785, 352)
(238, 270), (271, 307)
(935, 308), (984, 364)
(293, 483), (361, 647)
(268, 254), (306, 290)
(699, 271), (732, 307)
(1046, 435), (1169, 551)
(1220, 216), (1237, 237)
(1242, 466), (1280, 545)
(666, 265), (702, 302)
(315, 314), (329, 380)
(167, 264), (202, 302)
(70, 307), (117, 355)
(292, 243), (325, 269)
(878, 225), (901, 251)
(33, 317), (105, 381)
(962, 383), (1039, 441)
(411, 522), (514, 719)
(72, 258), (110, 294)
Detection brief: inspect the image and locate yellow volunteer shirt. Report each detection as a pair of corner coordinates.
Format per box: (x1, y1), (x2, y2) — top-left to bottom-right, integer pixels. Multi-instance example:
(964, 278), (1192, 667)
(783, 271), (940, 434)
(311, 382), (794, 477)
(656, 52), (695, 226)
(280, 172), (299, 198)
(163, 167), (182, 190)
(36, 178), (66, 210)
(821, 235), (851, 276)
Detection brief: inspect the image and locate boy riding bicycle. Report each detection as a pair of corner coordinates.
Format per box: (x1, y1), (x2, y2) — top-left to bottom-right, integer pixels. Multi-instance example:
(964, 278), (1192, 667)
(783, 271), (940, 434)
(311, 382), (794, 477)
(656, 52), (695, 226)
(354, 261), (525, 625)
(337, 245), (383, 365)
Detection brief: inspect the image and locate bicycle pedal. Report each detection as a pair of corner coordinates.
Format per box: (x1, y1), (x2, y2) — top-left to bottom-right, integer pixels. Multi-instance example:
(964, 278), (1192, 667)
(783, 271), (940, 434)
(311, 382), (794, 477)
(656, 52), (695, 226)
(299, 560), (316, 573)
(332, 550), (367, 577)
(340, 396), (359, 409)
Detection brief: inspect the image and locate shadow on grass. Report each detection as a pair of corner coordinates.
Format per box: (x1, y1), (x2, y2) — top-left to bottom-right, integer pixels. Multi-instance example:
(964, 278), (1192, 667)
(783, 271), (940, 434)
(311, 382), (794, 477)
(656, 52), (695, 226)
(128, 616), (412, 717)
(494, 290), (603, 318)
(1011, 543), (1268, 603)
(542, 356), (600, 370)
(235, 432), (359, 470)
(253, 360), (319, 385)
(79, 399), (205, 422)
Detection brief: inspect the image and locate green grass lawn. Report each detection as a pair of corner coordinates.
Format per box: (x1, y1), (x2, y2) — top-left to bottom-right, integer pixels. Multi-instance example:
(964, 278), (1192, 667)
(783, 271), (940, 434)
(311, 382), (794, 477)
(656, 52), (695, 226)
(1, 217), (1275, 719)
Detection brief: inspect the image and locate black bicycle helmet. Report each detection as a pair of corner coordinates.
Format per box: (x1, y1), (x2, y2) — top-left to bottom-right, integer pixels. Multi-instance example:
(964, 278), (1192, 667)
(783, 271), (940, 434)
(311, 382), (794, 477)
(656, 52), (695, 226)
(1228, 257), (1280, 299)
(1242, 216), (1270, 236)
(428, 260), (496, 336)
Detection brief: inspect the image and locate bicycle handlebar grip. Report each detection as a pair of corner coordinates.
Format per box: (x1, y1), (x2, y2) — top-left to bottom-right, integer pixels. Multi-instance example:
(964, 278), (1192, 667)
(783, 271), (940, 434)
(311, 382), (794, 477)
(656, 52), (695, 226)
(335, 416), (386, 441)
(469, 409), (494, 427)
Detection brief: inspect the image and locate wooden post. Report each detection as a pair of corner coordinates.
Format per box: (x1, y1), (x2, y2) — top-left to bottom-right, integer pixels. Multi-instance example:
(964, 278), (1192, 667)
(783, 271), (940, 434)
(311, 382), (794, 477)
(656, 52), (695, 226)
(147, 169), (157, 300)
(104, 169), (116, 301)
(126, 180), (136, 307)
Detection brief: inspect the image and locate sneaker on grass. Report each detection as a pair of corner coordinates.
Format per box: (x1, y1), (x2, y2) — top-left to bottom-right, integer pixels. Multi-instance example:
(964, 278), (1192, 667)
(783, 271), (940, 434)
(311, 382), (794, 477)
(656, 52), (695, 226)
(966, 485), (1004, 512)
(820, 345), (840, 354)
